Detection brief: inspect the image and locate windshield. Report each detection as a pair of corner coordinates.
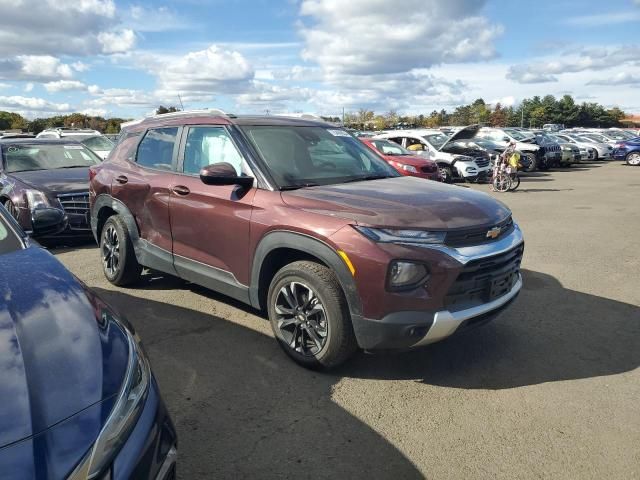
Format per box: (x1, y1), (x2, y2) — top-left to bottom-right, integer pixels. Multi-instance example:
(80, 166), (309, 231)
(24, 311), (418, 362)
(581, 134), (607, 143)
(423, 133), (449, 149)
(0, 212), (24, 255)
(241, 126), (398, 188)
(81, 136), (114, 151)
(3, 144), (101, 173)
(504, 129), (527, 140)
(370, 139), (411, 156)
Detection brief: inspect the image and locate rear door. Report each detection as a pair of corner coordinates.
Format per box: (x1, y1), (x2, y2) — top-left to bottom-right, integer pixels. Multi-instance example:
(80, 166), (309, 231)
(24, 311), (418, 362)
(168, 125), (256, 292)
(110, 126), (180, 254)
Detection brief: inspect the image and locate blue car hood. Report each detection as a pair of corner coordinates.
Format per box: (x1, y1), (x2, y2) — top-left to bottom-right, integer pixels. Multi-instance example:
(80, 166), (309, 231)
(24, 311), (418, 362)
(0, 246), (129, 449)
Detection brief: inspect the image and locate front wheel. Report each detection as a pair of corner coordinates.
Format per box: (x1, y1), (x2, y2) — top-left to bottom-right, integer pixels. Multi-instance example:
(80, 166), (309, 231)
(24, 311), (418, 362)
(267, 261), (357, 369)
(492, 172), (511, 192)
(100, 215), (142, 286)
(438, 164), (453, 183)
(626, 152), (640, 166)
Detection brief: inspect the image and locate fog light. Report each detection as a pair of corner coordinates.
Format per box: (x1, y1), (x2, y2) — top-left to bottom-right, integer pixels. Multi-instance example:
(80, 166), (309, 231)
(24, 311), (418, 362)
(388, 261), (429, 290)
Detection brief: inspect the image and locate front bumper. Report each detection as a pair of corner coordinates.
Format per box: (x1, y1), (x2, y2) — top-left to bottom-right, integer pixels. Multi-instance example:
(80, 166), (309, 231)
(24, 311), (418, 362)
(350, 226), (524, 351)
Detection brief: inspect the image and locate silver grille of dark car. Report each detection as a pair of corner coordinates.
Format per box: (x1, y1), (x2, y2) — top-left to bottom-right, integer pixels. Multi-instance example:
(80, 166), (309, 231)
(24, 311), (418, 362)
(58, 192), (89, 214)
(57, 192), (90, 230)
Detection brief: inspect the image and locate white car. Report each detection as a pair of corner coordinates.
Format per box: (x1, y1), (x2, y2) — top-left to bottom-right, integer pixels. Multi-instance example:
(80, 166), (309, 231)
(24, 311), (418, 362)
(554, 133), (611, 160)
(36, 128), (113, 159)
(374, 125), (490, 182)
(476, 127), (543, 170)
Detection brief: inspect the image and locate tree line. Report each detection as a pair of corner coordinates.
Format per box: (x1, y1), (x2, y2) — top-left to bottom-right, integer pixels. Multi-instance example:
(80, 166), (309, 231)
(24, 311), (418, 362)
(0, 95), (628, 135)
(0, 111), (130, 134)
(342, 95), (627, 130)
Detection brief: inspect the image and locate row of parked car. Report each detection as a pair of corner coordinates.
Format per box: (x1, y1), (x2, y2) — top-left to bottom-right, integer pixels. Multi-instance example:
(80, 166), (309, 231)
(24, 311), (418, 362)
(0, 110), (635, 478)
(353, 125), (640, 182)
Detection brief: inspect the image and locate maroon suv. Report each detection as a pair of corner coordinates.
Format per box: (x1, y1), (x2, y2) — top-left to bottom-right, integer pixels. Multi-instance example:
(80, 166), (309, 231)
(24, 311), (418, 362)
(89, 112), (524, 368)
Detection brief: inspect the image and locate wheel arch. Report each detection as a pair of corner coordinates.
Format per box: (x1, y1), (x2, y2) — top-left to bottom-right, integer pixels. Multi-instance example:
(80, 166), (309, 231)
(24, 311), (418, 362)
(250, 231), (362, 319)
(91, 194), (140, 244)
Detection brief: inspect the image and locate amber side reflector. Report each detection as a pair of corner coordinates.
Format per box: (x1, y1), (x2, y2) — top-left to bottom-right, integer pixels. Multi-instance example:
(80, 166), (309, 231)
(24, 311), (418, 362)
(337, 250), (356, 276)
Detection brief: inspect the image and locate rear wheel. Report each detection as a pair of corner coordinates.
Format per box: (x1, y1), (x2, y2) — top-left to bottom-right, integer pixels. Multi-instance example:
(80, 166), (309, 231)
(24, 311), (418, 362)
(523, 153), (537, 172)
(626, 152), (640, 166)
(100, 215), (142, 286)
(267, 260), (357, 369)
(508, 173), (520, 191)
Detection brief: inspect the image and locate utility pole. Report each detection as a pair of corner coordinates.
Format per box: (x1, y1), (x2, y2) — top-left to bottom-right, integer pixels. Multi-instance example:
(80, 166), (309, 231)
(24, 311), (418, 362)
(177, 94), (184, 111)
(342, 107), (345, 126)
(520, 108), (524, 128)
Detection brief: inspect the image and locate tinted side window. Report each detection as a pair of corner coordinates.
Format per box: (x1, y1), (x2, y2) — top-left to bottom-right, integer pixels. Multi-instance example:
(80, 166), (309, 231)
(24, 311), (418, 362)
(136, 127), (178, 170)
(183, 127), (245, 175)
(112, 131), (141, 162)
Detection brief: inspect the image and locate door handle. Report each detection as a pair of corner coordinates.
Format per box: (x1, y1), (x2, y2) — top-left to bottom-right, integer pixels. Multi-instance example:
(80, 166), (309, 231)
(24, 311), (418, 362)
(171, 185), (190, 196)
(115, 175), (128, 184)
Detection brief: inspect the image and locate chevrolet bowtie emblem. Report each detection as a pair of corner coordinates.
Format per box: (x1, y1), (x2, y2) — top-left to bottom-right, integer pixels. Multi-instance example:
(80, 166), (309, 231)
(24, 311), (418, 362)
(486, 226), (502, 239)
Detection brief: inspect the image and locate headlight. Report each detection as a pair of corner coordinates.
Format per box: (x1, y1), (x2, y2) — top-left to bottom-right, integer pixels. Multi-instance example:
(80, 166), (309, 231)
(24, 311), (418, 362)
(388, 261), (429, 290)
(355, 226), (446, 245)
(69, 321), (150, 480)
(454, 155), (474, 162)
(389, 160), (418, 173)
(24, 189), (50, 210)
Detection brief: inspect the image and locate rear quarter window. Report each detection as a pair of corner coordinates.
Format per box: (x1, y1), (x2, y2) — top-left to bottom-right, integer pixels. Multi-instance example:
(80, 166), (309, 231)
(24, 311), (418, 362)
(136, 127), (178, 170)
(110, 131), (141, 162)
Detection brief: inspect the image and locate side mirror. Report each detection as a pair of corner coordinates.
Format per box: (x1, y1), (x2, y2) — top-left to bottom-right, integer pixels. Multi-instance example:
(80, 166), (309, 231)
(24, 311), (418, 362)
(200, 162), (254, 189)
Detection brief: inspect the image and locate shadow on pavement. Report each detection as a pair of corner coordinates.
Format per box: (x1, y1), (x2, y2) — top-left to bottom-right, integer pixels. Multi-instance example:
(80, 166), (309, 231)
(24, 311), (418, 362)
(92, 287), (423, 480)
(338, 269), (640, 389)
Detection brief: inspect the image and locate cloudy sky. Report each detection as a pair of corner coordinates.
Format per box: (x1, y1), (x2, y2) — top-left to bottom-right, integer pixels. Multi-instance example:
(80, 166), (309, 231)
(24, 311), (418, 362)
(0, 0), (639, 119)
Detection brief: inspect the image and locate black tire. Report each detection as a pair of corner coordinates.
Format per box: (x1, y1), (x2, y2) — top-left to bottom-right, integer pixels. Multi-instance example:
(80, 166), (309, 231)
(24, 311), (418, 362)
(100, 215), (142, 286)
(626, 152), (640, 166)
(523, 153), (537, 172)
(267, 260), (357, 369)
(508, 173), (520, 191)
(438, 164), (453, 183)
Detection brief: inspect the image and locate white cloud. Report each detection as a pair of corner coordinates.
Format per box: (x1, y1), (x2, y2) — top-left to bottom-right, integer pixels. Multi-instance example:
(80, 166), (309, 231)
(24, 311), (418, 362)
(507, 45), (640, 83)
(0, 82), (9, 89)
(72, 61), (90, 72)
(0, 0), (132, 56)
(24, 83), (33, 92)
(80, 108), (108, 117)
(299, 0), (503, 76)
(126, 5), (192, 32)
(44, 80), (88, 93)
(0, 95), (71, 112)
(586, 72), (640, 86)
(566, 11), (640, 26)
(0, 55), (75, 82)
(148, 45), (254, 98)
(98, 29), (136, 54)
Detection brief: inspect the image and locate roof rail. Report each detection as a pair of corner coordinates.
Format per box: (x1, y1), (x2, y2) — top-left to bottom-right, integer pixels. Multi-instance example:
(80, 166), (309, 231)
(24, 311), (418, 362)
(121, 108), (233, 129)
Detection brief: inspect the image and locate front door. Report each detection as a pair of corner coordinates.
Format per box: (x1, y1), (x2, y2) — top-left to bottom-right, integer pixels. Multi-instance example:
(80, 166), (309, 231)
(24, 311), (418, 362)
(168, 125), (255, 296)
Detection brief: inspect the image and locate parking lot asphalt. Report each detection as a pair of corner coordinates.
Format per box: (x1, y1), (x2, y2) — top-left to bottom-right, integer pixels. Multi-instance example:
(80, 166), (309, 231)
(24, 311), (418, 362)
(54, 161), (639, 480)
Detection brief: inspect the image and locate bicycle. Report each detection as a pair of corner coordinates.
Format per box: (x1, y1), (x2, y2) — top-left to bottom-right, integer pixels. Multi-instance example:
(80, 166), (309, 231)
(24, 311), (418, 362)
(491, 146), (521, 192)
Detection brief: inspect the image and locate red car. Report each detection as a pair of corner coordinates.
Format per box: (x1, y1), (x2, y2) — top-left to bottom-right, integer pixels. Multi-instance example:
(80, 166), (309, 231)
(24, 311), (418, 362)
(361, 138), (441, 181)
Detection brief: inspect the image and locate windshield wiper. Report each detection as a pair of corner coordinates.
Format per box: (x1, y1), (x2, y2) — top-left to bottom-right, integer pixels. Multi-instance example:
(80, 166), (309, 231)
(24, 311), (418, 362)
(279, 182), (321, 191)
(57, 165), (90, 169)
(342, 174), (393, 183)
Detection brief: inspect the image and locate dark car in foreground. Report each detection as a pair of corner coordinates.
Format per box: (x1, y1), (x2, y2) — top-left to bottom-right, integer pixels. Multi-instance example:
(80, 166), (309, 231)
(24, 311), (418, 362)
(0, 138), (100, 239)
(0, 207), (177, 479)
(360, 138), (441, 181)
(90, 112), (524, 369)
(612, 137), (640, 165)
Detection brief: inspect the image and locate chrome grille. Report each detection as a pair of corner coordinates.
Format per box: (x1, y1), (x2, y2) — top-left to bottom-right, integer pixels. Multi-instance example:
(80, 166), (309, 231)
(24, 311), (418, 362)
(57, 192), (90, 230)
(474, 157), (490, 168)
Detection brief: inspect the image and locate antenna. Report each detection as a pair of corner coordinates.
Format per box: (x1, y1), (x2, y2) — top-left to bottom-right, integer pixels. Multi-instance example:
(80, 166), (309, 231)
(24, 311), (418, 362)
(178, 94), (184, 110)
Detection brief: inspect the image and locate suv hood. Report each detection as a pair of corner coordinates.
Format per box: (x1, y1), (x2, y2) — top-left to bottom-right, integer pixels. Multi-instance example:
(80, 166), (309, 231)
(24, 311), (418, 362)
(10, 167), (90, 195)
(438, 124), (480, 152)
(0, 246), (128, 448)
(281, 176), (510, 229)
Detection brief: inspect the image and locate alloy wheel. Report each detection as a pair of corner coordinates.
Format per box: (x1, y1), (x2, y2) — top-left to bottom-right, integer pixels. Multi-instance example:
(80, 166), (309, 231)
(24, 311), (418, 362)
(274, 281), (328, 356)
(102, 225), (120, 277)
(627, 152), (640, 166)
